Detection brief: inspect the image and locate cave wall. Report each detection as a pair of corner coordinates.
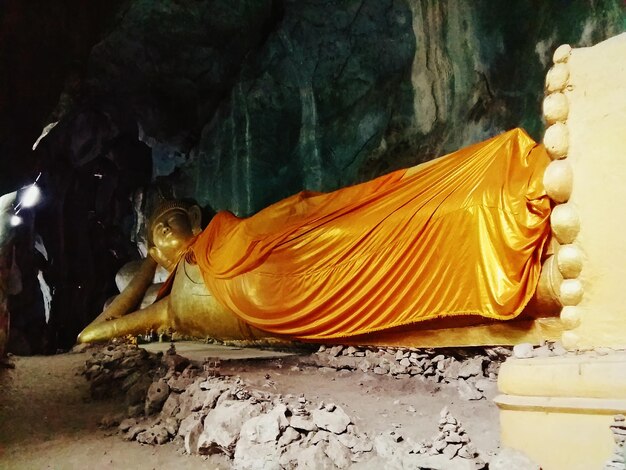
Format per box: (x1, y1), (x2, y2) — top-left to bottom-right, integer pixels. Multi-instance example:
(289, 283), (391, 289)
(83, 0), (624, 216)
(1, 0), (624, 350)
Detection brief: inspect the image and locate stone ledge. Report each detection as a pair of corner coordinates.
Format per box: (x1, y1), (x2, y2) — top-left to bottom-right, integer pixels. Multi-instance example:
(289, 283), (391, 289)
(498, 352), (626, 399)
(495, 394), (626, 415)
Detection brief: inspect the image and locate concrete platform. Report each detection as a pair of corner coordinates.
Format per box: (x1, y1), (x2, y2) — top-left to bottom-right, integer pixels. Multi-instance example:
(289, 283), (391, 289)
(139, 341), (299, 363)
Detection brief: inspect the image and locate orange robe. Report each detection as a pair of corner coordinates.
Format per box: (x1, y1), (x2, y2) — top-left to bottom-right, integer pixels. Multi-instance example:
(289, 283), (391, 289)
(190, 128), (551, 340)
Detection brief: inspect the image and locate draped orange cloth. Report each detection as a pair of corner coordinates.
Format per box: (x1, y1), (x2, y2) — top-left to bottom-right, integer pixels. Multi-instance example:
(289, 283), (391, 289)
(190, 128), (552, 340)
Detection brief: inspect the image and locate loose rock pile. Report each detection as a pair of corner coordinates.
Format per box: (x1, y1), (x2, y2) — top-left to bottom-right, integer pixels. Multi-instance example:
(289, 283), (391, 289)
(370, 407), (486, 470)
(85, 342), (375, 469)
(313, 344), (511, 401)
(605, 415), (626, 470)
(83, 341), (164, 415)
(511, 341), (569, 359)
(413, 407), (484, 464)
(83, 341), (493, 469)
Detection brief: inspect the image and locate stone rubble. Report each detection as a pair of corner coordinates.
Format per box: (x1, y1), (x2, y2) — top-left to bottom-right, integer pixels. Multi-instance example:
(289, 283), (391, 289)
(368, 408), (486, 470)
(605, 415), (626, 470)
(84, 341), (378, 469)
(409, 407), (486, 469)
(511, 341), (571, 359)
(312, 344), (516, 401)
(84, 341), (497, 469)
(313, 341), (574, 401)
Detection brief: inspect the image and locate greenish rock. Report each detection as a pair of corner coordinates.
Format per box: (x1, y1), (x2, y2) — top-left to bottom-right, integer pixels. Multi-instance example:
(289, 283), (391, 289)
(77, 1), (626, 216)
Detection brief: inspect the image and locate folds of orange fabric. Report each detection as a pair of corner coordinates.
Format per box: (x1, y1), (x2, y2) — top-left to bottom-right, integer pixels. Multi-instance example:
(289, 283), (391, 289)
(189, 128), (551, 341)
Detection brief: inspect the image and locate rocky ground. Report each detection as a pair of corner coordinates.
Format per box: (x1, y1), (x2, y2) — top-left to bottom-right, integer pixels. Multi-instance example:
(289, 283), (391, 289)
(0, 340), (564, 469)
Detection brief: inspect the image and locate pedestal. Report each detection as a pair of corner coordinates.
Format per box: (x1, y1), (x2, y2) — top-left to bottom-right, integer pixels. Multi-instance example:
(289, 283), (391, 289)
(496, 353), (626, 470)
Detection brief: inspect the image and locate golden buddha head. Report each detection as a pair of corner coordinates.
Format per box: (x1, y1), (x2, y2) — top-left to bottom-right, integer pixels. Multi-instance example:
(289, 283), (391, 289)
(147, 200), (202, 271)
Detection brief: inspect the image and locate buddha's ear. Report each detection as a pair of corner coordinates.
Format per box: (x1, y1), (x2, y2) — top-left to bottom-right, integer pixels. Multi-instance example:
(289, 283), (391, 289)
(189, 205), (202, 235)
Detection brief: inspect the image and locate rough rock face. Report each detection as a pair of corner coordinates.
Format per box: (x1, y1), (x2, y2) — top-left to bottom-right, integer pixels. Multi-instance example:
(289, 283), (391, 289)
(83, 0), (624, 216)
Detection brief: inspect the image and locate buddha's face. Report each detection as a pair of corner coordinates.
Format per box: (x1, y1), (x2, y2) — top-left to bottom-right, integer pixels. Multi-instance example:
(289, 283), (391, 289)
(150, 208), (197, 271)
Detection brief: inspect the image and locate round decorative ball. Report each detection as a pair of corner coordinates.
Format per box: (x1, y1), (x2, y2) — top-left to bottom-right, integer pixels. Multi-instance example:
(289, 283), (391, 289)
(545, 63), (569, 93)
(560, 279), (584, 306)
(543, 92), (569, 124)
(543, 159), (573, 203)
(543, 122), (569, 159)
(551, 204), (580, 244)
(557, 244), (584, 278)
(560, 305), (583, 330)
(561, 330), (580, 350)
(553, 44), (572, 64)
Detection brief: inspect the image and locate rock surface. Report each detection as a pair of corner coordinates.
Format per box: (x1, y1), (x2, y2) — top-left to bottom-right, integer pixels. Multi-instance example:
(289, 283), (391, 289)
(81, 341), (503, 469)
(490, 447), (541, 470)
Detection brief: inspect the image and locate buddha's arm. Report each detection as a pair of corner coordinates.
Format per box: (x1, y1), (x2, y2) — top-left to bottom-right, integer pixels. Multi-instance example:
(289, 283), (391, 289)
(77, 296), (169, 343)
(89, 256), (158, 326)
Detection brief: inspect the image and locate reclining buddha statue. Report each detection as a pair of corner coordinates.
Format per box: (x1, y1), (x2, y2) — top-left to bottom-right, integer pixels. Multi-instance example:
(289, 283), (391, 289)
(78, 128), (566, 347)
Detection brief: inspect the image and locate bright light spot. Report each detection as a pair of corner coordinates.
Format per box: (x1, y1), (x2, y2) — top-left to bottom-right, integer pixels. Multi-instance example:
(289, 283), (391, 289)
(20, 185), (41, 208)
(10, 215), (22, 227)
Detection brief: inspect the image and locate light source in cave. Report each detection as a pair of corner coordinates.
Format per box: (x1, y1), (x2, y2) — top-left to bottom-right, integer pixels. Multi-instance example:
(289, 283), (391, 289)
(9, 215), (22, 227)
(18, 184), (41, 209)
(14, 174), (42, 214)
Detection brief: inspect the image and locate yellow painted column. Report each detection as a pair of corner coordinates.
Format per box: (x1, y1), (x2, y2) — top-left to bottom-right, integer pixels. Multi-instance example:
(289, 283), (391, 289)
(543, 33), (626, 349)
(496, 33), (626, 470)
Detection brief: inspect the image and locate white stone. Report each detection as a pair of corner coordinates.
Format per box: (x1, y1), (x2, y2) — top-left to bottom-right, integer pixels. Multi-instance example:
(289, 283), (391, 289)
(553, 44), (572, 64)
(543, 122), (569, 159)
(545, 63), (569, 93)
(557, 244), (584, 278)
(233, 441), (281, 470)
(278, 427), (300, 447)
(559, 278), (584, 306)
(238, 404), (288, 445)
(297, 443), (336, 469)
(197, 400), (262, 456)
(290, 415), (317, 432)
(183, 419), (203, 454)
(233, 409), (289, 470)
(325, 435), (352, 469)
(551, 203), (580, 244)
(543, 92), (569, 123)
(328, 345), (343, 357)
(513, 343), (534, 359)
(374, 432), (411, 460)
(278, 442), (301, 469)
(550, 341), (569, 356)
(543, 159), (573, 203)
(177, 412), (203, 438)
(311, 406), (351, 434)
(457, 357), (483, 379)
(533, 345), (553, 358)
(474, 378), (493, 392)
(457, 379), (484, 401)
(443, 443), (462, 459)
